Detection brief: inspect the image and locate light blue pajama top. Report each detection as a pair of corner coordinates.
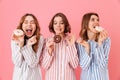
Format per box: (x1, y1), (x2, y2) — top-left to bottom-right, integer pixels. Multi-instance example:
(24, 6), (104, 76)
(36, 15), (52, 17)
(77, 38), (111, 80)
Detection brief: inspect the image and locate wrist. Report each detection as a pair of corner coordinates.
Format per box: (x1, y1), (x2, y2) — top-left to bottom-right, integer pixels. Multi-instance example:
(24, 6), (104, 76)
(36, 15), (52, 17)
(48, 48), (53, 56)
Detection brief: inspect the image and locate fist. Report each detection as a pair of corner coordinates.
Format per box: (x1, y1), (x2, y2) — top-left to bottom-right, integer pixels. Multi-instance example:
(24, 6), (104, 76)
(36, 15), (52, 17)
(46, 38), (55, 55)
(66, 34), (76, 46)
(27, 35), (37, 46)
(12, 29), (24, 47)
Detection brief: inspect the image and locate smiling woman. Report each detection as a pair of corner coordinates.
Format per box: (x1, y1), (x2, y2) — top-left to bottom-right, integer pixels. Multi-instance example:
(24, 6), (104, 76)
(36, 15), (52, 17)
(77, 12), (111, 80)
(41, 13), (79, 80)
(1, 0), (120, 80)
(11, 13), (44, 80)
(22, 15), (37, 38)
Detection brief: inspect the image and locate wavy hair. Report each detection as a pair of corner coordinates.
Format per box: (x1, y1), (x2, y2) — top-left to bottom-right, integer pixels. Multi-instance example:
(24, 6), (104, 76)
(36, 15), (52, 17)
(79, 12), (99, 41)
(49, 12), (71, 34)
(17, 13), (40, 52)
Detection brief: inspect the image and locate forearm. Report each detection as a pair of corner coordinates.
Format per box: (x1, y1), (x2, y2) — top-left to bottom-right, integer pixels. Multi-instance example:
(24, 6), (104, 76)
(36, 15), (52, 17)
(67, 44), (79, 68)
(41, 49), (54, 70)
(78, 44), (91, 70)
(20, 45), (38, 67)
(11, 40), (23, 67)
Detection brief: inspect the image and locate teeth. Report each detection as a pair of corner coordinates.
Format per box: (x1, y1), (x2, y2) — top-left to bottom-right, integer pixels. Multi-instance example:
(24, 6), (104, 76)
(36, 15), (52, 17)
(26, 29), (32, 32)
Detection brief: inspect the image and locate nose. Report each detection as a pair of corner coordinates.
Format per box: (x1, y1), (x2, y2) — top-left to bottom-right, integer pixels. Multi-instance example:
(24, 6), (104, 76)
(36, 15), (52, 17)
(96, 23), (99, 26)
(95, 21), (99, 26)
(56, 23), (60, 27)
(27, 22), (31, 26)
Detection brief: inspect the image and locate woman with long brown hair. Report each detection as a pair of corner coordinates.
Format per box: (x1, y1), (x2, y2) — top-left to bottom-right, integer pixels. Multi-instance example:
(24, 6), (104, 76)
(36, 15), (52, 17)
(77, 12), (111, 80)
(42, 12), (79, 80)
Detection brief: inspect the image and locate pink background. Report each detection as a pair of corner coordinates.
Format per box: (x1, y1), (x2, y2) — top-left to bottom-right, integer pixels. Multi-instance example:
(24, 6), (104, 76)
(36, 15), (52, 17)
(0, 0), (120, 80)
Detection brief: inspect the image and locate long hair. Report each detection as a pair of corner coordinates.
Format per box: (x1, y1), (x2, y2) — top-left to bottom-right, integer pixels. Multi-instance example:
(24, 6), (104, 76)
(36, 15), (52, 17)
(49, 12), (71, 34)
(17, 13), (40, 53)
(79, 12), (99, 41)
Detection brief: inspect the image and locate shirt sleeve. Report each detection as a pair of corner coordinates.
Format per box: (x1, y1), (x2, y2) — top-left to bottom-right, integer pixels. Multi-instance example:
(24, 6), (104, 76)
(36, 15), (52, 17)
(11, 40), (23, 67)
(96, 37), (111, 69)
(41, 38), (54, 70)
(78, 44), (91, 70)
(67, 44), (79, 69)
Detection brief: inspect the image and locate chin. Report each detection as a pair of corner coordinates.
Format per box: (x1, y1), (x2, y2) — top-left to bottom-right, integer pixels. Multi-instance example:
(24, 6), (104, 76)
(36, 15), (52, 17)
(26, 35), (33, 38)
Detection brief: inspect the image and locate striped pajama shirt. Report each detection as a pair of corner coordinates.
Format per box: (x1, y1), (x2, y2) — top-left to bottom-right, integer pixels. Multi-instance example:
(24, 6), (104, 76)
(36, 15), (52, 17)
(11, 36), (44, 80)
(77, 38), (111, 80)
(42, 36), (79, 80)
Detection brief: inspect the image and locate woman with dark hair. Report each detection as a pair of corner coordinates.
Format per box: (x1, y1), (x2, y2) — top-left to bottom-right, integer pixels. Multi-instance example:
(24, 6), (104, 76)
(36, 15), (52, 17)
(42, 13), (79, 80)
(77, 12), (111, 80)
(11, 13), (44, 80)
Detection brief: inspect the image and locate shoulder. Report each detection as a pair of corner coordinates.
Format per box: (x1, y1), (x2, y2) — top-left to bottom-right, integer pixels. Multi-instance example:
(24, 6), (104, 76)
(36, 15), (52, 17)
(45, 35), (54, 42)
(39, 35), (45, 43)
(76, 40), (82, 49)
(40, 35), (44, 40)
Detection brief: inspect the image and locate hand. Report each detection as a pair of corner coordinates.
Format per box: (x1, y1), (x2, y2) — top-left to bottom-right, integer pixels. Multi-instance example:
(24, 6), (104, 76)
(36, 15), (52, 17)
(12, 29), (24, 41)
(46, 38), (55, 56)
(66, 34), (76, 46)
(27, 35), (37, 46)
(98, 30), (108, 45)
(12, 33), (24, 47)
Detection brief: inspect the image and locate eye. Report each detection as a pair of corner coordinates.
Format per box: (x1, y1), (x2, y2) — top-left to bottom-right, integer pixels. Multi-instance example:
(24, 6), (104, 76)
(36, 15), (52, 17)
(30, 20), (35, 24)
(60, 22), (64, 24)
(97, 19), (99, 22)
(91, 18), (95, 21)
(23, 20), (28, 24)
(53, 22), (57, 25)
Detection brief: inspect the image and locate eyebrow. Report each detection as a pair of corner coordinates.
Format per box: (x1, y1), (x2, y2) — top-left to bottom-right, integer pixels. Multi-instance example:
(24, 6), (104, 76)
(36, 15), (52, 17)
(24, 20), (35, 21)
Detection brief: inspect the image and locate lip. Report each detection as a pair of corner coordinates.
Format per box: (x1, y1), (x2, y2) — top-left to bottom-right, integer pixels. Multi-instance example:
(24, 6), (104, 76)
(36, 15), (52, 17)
(26, 29), (32, 32)
(25, 29), (33, 36)
(93, 26), (96, 28)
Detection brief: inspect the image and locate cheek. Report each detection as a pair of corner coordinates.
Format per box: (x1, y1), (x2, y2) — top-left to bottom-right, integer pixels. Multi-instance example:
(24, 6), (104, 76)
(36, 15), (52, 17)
(32, 24), (36, 28)
(61, 25), (65, 30)
(53, 26), (56, 31)
(33, 26), (36, 31)
(22, 25), (26, 31)
(88, 26), (94, 32)
(89, 23), (92, 27)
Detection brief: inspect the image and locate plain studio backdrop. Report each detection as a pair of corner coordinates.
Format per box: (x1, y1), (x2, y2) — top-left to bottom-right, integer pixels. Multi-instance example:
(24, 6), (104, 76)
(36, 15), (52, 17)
(0, 0), (120, 80)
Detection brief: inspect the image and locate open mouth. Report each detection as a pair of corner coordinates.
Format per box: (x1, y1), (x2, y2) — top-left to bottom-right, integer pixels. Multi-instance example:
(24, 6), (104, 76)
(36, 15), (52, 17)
(93, 26), (96, 28)
(26, 29), (33, 35)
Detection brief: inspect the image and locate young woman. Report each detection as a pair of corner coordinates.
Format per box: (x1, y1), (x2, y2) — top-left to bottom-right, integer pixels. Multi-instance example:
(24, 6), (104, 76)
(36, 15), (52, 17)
(11, 13), (44, 80)
(77, 12), (111, 80)
(42, 13), (79, 80)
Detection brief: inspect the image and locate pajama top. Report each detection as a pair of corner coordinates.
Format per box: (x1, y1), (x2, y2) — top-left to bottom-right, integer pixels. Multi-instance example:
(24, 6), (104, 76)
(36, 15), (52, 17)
(11, 36), (44, 80)
(77, 38), (111, 80)
(42, 36), (79, 80)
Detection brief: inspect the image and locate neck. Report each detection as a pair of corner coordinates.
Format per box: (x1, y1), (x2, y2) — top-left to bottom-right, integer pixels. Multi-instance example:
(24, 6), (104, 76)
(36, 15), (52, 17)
(87, 30), (96, 40)
(55, 33), (65, 39)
